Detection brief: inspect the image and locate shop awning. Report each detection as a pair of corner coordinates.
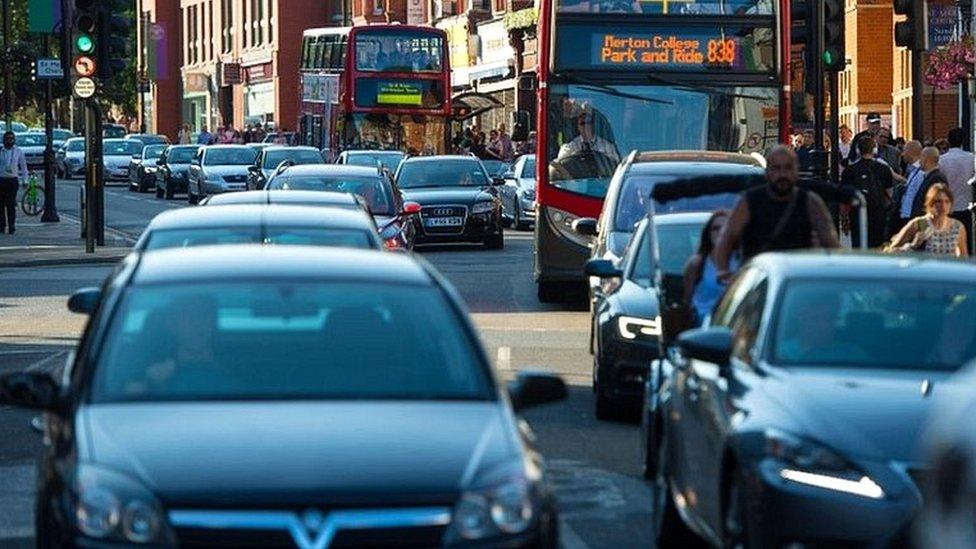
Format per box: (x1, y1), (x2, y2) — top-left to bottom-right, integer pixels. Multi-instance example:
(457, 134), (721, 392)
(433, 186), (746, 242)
(452, 91), (504, 121)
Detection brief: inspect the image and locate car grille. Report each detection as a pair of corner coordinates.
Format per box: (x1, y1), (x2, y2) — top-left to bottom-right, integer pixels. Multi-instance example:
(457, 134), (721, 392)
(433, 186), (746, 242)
(175, 525), (447, 548)
(420, 205), (467, 235)
(223, 175), (246, 183)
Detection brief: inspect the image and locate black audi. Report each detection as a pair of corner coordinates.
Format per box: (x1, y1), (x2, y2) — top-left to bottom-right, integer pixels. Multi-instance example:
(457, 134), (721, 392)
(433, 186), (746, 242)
(1, 246), (566, 548)
(395, 156), (505, 249)
(653, 252), (976, 548)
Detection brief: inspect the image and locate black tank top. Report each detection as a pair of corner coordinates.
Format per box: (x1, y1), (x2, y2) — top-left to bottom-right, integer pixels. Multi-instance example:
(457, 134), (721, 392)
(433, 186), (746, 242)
(741, 185), (812, 259)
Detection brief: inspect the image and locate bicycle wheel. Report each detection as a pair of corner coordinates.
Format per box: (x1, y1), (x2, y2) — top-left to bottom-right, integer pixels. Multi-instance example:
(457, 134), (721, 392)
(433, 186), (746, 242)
(21, 187), (43, 216)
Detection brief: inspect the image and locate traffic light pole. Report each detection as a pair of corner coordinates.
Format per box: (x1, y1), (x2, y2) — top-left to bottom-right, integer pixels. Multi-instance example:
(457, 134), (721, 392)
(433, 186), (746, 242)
(828, 71), (840, 183)
(83, 99), (104, 252)
(811, 0), (828, 181)
(912, 50), (925, 141)
(2, 0), (11, 128)
(42, 34), (60, 222)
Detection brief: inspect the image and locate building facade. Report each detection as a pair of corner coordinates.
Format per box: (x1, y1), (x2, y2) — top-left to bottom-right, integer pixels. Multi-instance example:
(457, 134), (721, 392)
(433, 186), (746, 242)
(139, 0), (184, 140)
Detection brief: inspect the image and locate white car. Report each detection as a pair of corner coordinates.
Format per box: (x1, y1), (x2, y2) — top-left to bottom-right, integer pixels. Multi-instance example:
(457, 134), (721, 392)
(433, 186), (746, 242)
(187, 145), (259, 204)
(56, 138), (86, 179)
(102, 139), (143, 183)
(14, 133), (47, 170)
(500, 154), (536, 230)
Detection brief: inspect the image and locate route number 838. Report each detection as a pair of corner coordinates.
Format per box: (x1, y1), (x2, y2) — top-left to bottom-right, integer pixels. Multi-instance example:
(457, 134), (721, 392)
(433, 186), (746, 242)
(706, 39), (737, 64)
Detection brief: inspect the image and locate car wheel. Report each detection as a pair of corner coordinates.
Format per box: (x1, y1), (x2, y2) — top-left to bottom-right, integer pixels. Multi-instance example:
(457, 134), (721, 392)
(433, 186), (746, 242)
(155, 185), (164, 199)
(165, 184), (174, 200)
(128, 181), (135, 192)
(537, 281), (562, 303)
(188, 187), (198, 205)
(594, 371), (618, 421)
(722, 467), (750, 549)
(484, 229), (504, 250)
(641, 397), (662, 479)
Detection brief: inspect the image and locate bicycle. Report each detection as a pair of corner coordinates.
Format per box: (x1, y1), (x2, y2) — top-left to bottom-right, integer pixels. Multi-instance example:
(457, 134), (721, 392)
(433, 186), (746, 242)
(20, 172), (43, 216)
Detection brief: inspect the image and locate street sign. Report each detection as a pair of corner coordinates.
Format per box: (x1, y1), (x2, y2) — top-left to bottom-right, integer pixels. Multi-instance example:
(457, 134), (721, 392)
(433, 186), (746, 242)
(36, 58), (64, 79)
(74, 56), (97, 77)
(73, 77), (97, 99)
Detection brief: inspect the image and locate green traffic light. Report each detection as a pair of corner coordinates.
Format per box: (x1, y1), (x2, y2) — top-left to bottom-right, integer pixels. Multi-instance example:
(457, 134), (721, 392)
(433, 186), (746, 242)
(823, 50), (834, 66)
(76, 34), (94, 53)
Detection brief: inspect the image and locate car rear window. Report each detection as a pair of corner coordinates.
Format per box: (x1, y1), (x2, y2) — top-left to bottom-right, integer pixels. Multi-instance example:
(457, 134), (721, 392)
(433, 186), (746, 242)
(144, 227), (376, 251)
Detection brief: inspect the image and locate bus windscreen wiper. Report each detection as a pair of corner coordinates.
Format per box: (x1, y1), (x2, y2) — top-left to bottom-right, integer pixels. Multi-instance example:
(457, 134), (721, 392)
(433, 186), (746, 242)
(561, 75), (673, 105)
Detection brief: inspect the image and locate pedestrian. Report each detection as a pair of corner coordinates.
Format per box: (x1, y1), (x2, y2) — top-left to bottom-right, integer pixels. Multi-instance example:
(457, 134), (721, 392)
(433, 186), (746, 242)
(232, 129), (244, 144)
(713, 145), (839, 283)
(683, 209), (736, 327)
(218, 124), (235, 144)
(253, 123), (266, 143)
(273, 130), (288, 145)
(937, 128), (975, 254)
(243, 124), (254, 144)
(888, 140), (923, 236)
(795, 129), (815, 171)
(886, 183), (967, 256)
(846, 112), (882, 165)
(905, 146), (948, 219)
(518, 131), (536, 156)
(876, 127), (901, 174)
(840, 136), (893, 248)
(0, 131), (28, 234)
(496, 124), (514, 162)
(934, 138), (950, 155)
(197, 126), (213, 145)
(469, 132), (493, 160)
(837, 124), (853, 162)
(178, 124), (192, 145)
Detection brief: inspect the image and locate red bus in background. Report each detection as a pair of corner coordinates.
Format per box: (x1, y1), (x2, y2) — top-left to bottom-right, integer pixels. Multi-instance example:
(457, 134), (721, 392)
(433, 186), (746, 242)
(533, 0), (791, 301)
(299, 24), (451, 159)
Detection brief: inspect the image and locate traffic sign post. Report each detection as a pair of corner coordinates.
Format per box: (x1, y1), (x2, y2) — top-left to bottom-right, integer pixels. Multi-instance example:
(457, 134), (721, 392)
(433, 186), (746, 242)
(73, 77), (96, 99)
(36, 58), (64, 79)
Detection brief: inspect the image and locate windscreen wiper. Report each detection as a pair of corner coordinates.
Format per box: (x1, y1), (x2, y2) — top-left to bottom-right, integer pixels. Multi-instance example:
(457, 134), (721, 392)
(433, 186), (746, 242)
(561, 74), (673, 105)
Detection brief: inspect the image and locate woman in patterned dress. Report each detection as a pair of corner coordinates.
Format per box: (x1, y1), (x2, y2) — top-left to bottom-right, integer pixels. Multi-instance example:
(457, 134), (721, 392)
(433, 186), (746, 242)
(887, 183), (968, 256)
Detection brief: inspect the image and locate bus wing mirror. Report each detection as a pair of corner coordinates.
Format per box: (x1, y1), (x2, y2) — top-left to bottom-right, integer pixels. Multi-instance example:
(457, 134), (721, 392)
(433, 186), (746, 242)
(511, 110), (530, 142)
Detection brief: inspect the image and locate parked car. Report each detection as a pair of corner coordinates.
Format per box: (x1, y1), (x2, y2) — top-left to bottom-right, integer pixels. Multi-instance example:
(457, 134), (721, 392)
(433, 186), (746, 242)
(653, 252), (976, 548)
(586, 212), (709, 420)
(266, 164), (419, 251)
(0, 245), (566, 548)
(500, 154), (536, 230)
(133, 204), (383, 251)
(153, 145), (200, 199)
(129, 144), (168, 192)
(481, 159), (512, 179)
(102, 139), (144, 182)
(14, 133), (47, 169)
(336, 149), (406, 174)
(0, 121), (28, 133)
(51, 128), (75, 148)
(56, 137), (86, 179)
(262, 131), (298, 145)
(246, 146), (325, 190)
(395, 155), (505, 250)
(124, 133), (171, 146)
(187, 145), (259, 204)
(203, 189), (366, 212)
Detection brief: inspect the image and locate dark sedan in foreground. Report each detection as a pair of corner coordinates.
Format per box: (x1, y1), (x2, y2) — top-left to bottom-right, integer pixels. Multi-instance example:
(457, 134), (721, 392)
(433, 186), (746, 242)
(654, 252), (976, 548)
(395, 156), (505, 249)
(0, 246), (566, 548)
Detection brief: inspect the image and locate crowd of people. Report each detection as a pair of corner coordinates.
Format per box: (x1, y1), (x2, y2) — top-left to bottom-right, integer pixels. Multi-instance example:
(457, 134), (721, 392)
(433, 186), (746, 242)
(452, 124), (535, 162)
(177, 122), (290, 146)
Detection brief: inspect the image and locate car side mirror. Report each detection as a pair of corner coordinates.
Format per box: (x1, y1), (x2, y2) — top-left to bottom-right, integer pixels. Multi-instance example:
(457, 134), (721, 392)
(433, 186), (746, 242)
(678, 327), (733, 368)
(508, 371), (567, 412)
(67, 287), (101, 314)
(0, 372), (60, 411)
(584, 258), (622, 279)
(572, 218), (599, 237)
(401, 201), (421, 216)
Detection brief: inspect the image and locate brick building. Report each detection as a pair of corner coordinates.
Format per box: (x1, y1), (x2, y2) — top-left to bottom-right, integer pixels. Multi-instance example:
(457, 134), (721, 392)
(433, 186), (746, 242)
(139, 0), (183, 140)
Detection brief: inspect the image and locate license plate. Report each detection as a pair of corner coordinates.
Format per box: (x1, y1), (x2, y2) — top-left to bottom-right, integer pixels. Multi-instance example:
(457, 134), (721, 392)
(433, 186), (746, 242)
(425, 216), (464, 227)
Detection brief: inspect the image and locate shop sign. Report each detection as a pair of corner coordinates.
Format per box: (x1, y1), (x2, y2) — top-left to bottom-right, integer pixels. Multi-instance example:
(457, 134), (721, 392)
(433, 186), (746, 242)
(477, 20), (514, 65)
(245, 62), (273, 83)
(221, 62), (242, 87)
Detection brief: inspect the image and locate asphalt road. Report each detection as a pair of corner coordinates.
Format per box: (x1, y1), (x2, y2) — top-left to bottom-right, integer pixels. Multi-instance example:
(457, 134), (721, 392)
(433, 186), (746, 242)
(0, 182), (654, 548)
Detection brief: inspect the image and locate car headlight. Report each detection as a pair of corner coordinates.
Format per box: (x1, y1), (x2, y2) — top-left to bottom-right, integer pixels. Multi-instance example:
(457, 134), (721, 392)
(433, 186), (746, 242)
(73, 464), (175, 544)
(444, 465), (540, 543)
(144, 166), (157, 174)
(765, 429), (884, 499)
(471, 201), (495, 215)
(618, 316), (661, 339)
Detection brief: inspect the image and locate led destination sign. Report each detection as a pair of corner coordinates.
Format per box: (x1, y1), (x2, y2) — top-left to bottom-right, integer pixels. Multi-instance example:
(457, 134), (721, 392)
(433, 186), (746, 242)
(354, 78), (445, 109)
(555, 22), (774, 73)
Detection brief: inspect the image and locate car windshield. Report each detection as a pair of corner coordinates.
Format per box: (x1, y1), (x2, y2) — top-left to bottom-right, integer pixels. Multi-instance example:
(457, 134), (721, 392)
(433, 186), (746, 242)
(66, 140), (85, 152)
(546, 84), (779, 198)
(263, 149), (324, 168)
(53, 129), (73, 140)
(15, 134), (45, 146)
(145, 227), (374, 251)
(143, 145), (167, 159)
(631, 222), (703, 284)
(481, 160), (510, 178)
(520, 157), (536, 178)
(131, 135), (167, 144)
(772, 280), (976, 371)
(397, 160), (489, 188)
(267, 175), (394, 215)
(345, 151), (405, 172)
(90, 282), (492, 402)
(104, 140), (143, 156)
(168, 148), (198, 163)
(205, 148), (259, 166)
(615, 174), (741, 232)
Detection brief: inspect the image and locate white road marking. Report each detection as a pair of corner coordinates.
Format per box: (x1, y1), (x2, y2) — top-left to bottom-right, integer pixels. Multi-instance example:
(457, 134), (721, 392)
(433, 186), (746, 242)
(0, 465), (35, 541)
(496, 346), (512, 371)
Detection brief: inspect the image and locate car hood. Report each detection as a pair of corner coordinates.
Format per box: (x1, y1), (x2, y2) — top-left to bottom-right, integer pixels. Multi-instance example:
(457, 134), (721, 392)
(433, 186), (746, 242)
(103, 154), (131, 166)
(19, 145), (46, 154)
(201, 165), (251, 178)
(761, 368), (964, 462)
(401, 187), (494, 206)
(142, 159), (159, 168)
(613, 280), (659, 319)
(80, 401), (518, 506)
(166, 163), (191, 175)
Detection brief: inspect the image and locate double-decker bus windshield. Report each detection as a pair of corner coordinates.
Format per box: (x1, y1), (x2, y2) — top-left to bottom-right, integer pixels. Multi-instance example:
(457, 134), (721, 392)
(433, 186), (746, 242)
(355, 31), (444, 72)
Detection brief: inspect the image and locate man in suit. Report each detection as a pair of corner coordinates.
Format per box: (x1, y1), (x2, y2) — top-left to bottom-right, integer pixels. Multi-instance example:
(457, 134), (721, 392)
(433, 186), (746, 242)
(907, 147), (948, 219)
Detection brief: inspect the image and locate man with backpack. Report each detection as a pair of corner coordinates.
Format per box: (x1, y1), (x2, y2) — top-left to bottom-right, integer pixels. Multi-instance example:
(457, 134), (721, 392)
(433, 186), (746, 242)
(841, 136), (894, 248)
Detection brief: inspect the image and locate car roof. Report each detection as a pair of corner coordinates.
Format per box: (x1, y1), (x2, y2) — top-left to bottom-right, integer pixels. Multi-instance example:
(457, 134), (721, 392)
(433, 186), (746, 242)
(146, 204), (374, 231)
(132, 245), (431, 286)
(751, 252), (976, 283)
(628, 161), (765, 177)
(262, 146), (319, 153)
(402, 155), (480, 164)
(634, 150), (764, 166)
(278, 164), (378, 176)
(166, 144), (200, 150)
(203, 144), (252, 150)
(205, 190), (361, 207)
(653, 211), (713, 226)
(344, 150), (404, 155)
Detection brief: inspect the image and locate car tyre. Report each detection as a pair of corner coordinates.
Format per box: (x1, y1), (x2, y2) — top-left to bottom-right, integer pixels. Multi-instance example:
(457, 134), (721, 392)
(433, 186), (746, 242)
(484, 229), (504, 250)
(594, 374), (618, 421)
(722, 467), (750, 549)
(514, 202), (531, 231)
(155, 185), (164, 199)
(537, 281), (562, 303)
(128, 181), (136, 192)
(641, 397), (662, 479)
(188, 187), (199, 205)
(653, 474), (702, 547)
(165, 184), (174, 200)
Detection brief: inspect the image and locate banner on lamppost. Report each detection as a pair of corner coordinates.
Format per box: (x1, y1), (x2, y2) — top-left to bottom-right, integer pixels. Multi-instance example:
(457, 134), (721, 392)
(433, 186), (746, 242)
(147, 22), (170, 80)
(28, 0), (61, 33)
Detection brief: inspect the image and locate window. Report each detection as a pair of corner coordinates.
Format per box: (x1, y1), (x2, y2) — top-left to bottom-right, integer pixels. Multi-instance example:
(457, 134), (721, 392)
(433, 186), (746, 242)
(711, 267), (762, 328)
(257, 0), (264, 45)
(207, 0), (214, 61)
(729, 280), (767, 365)
(373, 0), (384, 15)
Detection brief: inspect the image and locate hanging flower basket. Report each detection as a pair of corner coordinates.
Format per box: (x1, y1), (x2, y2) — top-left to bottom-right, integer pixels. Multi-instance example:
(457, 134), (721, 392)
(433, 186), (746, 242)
(923, 35), (975, 90)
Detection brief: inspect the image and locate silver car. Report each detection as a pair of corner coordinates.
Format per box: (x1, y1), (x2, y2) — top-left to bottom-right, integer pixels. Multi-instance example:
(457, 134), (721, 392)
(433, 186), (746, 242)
(500, 154), (536, 231)
(56, 138), (86, 179)
(103, 139), (143, 183)
(15, 133), (47, 170)
(187, 145), (259, 204)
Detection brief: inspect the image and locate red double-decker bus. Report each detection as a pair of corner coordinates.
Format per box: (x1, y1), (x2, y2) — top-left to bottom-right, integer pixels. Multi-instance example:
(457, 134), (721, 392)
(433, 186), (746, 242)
(298, 24), (451, 159)
(533, 0), (791, 301)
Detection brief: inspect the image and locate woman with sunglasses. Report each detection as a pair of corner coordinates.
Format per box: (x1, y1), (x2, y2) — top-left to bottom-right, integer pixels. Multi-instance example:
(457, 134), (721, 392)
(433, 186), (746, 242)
(887, 183), (967, 256)
(683, 209), (736, 326)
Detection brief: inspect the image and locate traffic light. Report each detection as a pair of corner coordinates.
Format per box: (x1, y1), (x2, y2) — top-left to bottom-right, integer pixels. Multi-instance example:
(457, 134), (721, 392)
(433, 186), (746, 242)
(822, 0), (845, 71)
(97, 2), (132, 81)
(790, 0), (815, 47)
(71, 0), (99, 99)
(894, 0), (927, 51)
